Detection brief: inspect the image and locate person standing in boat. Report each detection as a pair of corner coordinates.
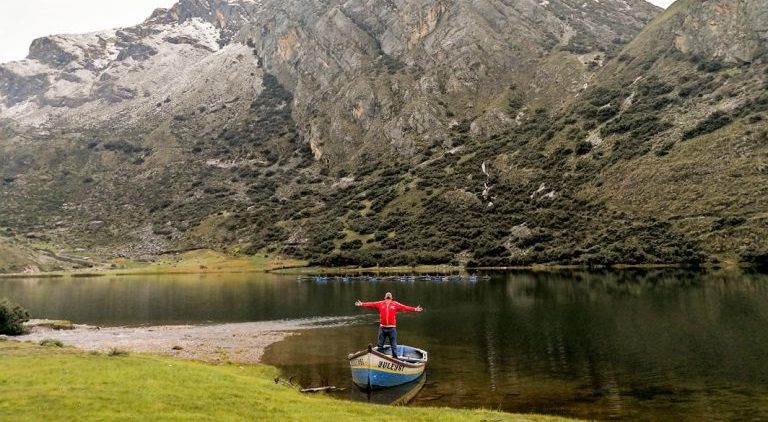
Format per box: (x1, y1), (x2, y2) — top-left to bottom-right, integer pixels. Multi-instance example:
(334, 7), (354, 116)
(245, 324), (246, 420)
(355, 292), (423, 359)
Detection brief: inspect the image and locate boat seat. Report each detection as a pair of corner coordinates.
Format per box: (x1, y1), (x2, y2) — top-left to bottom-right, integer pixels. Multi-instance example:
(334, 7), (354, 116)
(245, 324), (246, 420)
(374, 346), (424, 362)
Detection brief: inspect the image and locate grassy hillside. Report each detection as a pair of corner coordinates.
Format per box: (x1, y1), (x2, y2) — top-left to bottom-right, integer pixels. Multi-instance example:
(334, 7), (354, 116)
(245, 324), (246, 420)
(0, 341), (573, 422)
(0, 236), (65, 273)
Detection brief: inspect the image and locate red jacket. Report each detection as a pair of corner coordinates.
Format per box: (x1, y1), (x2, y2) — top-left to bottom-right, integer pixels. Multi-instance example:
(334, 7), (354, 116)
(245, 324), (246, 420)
(359, 300), (418, 327)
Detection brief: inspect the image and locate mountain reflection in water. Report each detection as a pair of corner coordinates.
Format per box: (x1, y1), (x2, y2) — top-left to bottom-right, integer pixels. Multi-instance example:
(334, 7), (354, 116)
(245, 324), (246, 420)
(263, 269), (768, 421)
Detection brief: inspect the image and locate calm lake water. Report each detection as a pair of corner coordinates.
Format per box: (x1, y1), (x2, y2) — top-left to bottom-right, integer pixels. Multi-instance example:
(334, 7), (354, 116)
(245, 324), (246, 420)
(2, 269), (768, 420)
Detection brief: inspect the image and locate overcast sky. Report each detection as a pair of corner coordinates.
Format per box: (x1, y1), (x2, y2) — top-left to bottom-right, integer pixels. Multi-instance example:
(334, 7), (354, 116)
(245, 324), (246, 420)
(0, 0), (676, 64)
(0, 0), (177, 63)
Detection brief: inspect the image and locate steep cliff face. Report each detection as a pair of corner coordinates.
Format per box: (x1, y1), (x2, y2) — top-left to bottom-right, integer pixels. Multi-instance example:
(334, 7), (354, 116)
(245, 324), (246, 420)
(671, 0), (768, 64)
(0, 0), (659, 161)
(233, 0), (660, 164)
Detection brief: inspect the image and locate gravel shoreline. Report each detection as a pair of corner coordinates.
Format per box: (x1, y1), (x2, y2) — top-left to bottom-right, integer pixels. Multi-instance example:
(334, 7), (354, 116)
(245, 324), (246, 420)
(14, 317), (355, 364)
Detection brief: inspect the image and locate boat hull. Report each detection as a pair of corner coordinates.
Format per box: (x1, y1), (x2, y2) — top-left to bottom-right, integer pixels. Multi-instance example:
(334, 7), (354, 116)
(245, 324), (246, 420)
(349, 345), (427, 389)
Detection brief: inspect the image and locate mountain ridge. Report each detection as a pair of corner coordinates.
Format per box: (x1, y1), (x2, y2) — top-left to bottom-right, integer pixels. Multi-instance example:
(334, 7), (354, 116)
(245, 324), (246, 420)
(2, 0), (767, 270)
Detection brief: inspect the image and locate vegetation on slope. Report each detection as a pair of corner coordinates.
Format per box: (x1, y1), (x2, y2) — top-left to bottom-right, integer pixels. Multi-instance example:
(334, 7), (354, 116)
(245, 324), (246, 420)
(0, 0), (766, 270)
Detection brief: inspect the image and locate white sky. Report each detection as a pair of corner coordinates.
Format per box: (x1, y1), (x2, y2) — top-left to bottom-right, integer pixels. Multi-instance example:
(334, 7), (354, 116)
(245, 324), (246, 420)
(0, 0), (675, 64)
(0, 0), (177, 63)
(650, 0), (676, 8)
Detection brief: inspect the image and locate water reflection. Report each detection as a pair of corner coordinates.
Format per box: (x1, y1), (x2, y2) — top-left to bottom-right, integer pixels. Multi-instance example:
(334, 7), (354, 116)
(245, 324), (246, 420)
(2, 269), (768, 420)
(263, 269), (768, 421)
(350, 375), (427, 406)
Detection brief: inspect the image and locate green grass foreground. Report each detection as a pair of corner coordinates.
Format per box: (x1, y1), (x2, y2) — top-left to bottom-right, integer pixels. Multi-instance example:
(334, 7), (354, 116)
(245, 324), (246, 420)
(0, 341), (574, 422)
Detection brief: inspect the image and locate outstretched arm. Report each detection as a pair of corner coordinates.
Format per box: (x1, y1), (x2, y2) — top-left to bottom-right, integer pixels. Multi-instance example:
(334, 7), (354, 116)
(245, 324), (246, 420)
(396, 302), (423, 312)
(355, 300), (380, 309)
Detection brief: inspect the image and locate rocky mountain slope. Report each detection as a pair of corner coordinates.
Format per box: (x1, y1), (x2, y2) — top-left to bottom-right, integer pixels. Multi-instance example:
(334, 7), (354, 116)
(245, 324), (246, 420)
(2, 0), (659, 161)
(560, 0), (768, 264)
(1, 0), (766, 268)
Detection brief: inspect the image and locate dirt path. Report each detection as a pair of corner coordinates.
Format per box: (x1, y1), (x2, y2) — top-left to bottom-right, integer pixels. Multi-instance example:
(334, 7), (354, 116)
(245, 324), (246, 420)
(15, 317), (354, 364)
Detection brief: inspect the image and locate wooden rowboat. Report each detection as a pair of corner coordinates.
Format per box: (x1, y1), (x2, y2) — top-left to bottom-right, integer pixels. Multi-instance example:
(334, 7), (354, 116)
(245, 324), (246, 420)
(348, 345), (428, 390)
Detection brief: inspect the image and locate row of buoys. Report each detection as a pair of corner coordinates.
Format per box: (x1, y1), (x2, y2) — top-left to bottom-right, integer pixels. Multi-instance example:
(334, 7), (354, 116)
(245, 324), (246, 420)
(297, 274), (490, 283)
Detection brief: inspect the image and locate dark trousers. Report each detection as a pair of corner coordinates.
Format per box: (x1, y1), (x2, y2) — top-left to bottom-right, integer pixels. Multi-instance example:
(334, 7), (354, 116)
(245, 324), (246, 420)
(377, 326), (398, 358)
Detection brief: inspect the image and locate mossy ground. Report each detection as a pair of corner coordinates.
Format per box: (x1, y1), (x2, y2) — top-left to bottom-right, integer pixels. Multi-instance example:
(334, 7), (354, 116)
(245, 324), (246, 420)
(0, 249), (307, 277)
(0, 341), (574, 422)
(105, 249), (307, 275)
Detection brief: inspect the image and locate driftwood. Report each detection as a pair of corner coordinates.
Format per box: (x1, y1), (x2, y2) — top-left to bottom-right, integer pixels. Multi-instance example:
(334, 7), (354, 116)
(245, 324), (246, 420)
(413, 394), (444, 402)
(300, 386), (344, 393)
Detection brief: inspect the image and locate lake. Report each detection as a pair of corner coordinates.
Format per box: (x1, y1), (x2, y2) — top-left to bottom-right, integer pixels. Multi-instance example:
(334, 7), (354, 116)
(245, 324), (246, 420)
(2, 269), (767, 420)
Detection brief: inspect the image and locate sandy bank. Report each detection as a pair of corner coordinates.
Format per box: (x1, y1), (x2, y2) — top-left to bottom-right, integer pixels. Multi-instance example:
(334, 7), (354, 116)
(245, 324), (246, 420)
(14, 316), (355, 364)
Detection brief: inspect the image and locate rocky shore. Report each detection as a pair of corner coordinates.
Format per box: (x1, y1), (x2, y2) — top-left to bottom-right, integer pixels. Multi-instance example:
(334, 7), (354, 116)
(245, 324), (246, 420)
(13, 316), (354, 364)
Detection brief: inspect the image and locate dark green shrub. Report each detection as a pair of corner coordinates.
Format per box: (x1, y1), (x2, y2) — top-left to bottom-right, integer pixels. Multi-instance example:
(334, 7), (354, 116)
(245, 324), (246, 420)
(603, 112), (673, 160)
(682, 111), (732, 140)
(596, 104), (619, 122)
(348, 217), (375, 235)
(454, 120), (471, 134)
(741, 250), (768, 271)
(0, 298), (30, 336)
(508, 95), (524, 114)
(697, 60), (723, 73)
(713, 216), (747, 230)
(340, 239), (363, 250)
(637, 78), (674, 97)
(575, 141), (593, 156)
(678, 74), (718, 99)
(603, 113), (666, 138)
(654, 140), (675, 157)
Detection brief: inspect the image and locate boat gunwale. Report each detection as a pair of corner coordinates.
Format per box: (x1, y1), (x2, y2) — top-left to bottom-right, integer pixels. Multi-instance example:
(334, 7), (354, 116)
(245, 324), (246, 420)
(348, 348), (426, 369)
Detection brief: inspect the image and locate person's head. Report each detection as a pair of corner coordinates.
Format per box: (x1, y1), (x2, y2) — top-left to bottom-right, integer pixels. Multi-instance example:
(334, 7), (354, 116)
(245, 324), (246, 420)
(384, 292), (393, 300)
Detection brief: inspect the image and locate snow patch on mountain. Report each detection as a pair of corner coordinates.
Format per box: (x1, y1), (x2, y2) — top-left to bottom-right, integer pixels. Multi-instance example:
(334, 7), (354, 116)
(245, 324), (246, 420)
(0, 10), (253, 128)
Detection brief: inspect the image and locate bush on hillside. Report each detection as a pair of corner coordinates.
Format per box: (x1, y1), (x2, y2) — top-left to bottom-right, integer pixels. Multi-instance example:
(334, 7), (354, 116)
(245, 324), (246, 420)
(741, 250), (768, 271)
(575, 141), (593, 156)
(0, 298), (30, 336)
(712, 216), (747, 230)
(682, 111), (732, 140)
(340, 239), (363, 250)
(697, 60), (723, 73)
